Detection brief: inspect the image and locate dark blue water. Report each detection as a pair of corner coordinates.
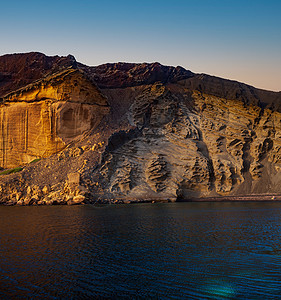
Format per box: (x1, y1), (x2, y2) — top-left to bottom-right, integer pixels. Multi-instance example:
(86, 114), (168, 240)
(1, 202), (281, 299)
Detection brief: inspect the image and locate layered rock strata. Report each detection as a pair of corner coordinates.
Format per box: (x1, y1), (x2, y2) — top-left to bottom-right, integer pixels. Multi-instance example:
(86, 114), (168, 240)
(0, 68), (109, 168)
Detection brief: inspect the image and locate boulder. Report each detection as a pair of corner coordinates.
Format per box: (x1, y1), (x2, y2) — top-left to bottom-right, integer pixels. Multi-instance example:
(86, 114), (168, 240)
(68, 173), (80, 185)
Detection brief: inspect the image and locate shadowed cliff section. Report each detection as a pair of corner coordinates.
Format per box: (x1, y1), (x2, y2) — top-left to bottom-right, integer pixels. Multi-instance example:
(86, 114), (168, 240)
(84, 62), (281, 201)
(78, 62), (195, 88)
(178, 74), (281, 111)
(0, 52), (77, 97)
(81, 61), (281, 111)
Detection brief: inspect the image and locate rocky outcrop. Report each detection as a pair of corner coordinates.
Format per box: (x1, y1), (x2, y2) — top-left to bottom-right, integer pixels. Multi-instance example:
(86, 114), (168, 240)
(79, 62), (194, 88)
(0, 68), (109, 168)
(145, 155), (168, 193)
(0, 52), (76, 97)
(1, 52), (281, 205)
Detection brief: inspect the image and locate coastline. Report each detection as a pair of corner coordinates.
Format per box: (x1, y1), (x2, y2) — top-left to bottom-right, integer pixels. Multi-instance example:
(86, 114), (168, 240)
(120, 194), (281, 204)
(178, 194), (281, 202)
(1, 194), (281, 206)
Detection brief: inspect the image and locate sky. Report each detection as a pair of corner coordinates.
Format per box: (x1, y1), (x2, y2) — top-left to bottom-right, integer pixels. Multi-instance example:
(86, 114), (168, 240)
(0, 0), (280, 91)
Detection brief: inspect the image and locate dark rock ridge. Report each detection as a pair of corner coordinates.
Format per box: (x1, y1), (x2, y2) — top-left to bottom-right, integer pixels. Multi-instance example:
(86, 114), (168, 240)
(0, 52), (281, 205)
(78, 62), (194, 88)
(0, 52), (76, 97)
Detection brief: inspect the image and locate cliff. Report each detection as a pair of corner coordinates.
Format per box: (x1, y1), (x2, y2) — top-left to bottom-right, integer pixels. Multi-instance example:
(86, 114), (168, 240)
(93, 81), (281, 201)
(0, 52), (281, 205)
(0, 68), (108, 168)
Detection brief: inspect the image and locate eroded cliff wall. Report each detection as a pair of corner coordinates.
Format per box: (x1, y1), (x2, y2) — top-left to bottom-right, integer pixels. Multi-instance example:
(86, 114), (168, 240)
(93, 81), (281, 201)
(0, 68), (109, 168)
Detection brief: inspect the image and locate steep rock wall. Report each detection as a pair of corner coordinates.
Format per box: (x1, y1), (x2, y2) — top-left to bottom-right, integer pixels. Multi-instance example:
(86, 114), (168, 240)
(94, 82), (281, 200)
(0, 69), (109, 168)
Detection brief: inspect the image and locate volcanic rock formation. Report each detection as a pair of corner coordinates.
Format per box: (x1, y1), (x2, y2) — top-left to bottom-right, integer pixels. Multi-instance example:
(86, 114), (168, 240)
(0, 52), (281, 205)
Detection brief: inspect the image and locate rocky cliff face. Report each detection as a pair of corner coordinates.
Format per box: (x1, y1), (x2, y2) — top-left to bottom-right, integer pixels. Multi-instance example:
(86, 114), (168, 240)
(0, 68), (108, 168)
(94, 82), (281, 201)
(0, 52), (281, 205)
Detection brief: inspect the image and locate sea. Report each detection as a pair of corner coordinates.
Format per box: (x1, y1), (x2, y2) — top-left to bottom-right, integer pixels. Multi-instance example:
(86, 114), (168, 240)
(1, 202), (281, 299)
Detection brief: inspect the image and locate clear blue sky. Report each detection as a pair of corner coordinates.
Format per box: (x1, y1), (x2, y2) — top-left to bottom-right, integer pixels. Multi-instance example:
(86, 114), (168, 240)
(1, 0), (280, 91)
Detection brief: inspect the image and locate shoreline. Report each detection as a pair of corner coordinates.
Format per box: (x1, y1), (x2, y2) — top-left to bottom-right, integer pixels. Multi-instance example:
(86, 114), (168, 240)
(118, 194), (281, 204)
(178, 194), (281, 202)
(1, 194), (281, 206)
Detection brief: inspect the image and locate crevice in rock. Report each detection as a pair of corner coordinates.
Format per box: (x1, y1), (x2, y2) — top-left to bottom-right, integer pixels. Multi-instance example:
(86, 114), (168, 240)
(241, 138), (252, 173)
(100, 127), (142, 164)
(258, 138), (273, 161)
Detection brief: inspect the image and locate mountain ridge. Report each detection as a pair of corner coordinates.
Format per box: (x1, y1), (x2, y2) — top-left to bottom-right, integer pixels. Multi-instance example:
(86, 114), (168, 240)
(1, 51), (280, 93)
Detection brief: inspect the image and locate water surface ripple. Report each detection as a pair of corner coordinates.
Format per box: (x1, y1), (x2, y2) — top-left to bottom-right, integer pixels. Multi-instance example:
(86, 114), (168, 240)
(1, 202), (281, 299)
